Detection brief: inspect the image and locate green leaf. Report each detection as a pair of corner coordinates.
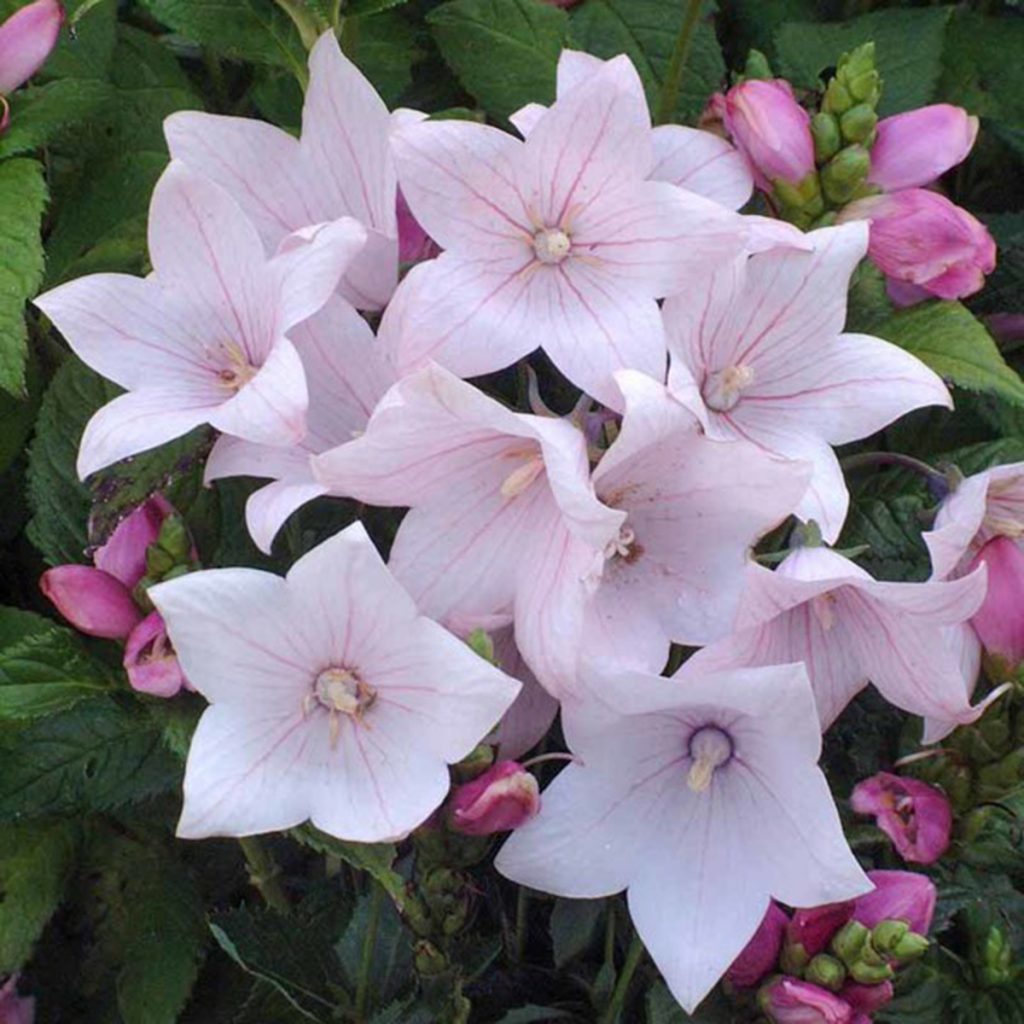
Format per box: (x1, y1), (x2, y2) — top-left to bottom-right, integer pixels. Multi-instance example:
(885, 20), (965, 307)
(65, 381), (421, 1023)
(876, 301), (1024, 408)
(292, 824), (405, 907)
(549, 898), (604, 968)
(0, 608), (116, 719)
(26, 356), (118, 565)
(335, 890), (414, 1012)
(0, 80), (116, 159)
(495, 1009), (573, 1023)
(139, 0), (308, 77)
(0, 699), (182, 822)
(645, 981), (735, 1021)
(569, 0), (725, 125)
(41, 0), (117, 80)
(0, 158), (47, 397)
(0, 820), (78, 973)
(840, 493), (930, 582)
(428, 0), (568, 121)
(775, 6), (953, 116)
(351, 9), (425, 107)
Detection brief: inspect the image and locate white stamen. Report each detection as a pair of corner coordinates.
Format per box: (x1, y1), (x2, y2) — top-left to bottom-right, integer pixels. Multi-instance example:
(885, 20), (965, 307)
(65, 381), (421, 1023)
(603, 525), (637, 561)
(703, 364), (755, 413)
(217, 341), (258, 391)
(811, 592), (838, 632)
(309, 667), (376, 748)
(501, 453), (545, 499)
(533, 228), (572, 265)
(686, 727), (733, 793)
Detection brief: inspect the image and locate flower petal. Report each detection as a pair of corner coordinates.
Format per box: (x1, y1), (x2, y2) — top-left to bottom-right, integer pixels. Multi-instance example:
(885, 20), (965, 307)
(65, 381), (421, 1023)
(868, 105), (979, 192)
(650, 124), (753, 210)
(245, 479), (330, 555)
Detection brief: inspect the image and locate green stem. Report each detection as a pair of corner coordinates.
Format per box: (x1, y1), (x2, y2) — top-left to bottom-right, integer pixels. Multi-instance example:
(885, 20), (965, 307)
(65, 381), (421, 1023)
(514, 887), (529, 962)
(238, 836), (291, 916)
(655, 0), (704, 125)
(602, 931), (645, 1024)
(840, 450), (942, 482)
(355, 884), (383, 1021)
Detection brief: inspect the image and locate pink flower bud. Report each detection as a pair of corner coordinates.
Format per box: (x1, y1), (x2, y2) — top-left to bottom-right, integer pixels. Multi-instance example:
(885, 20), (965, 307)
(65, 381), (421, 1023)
(723, 79), (815, 188)
(868, 105), (979, 192)
(0, 976), (35, 1024)
(852, 870), (936, 936)
(123, 611), (187, 698)
(841, 980), (894, 1017)
(850, 773), (952, 865)
(0, 0), (64, 95)
(397, 188), (440, 264)
(842, 189), (996, 302)
(759, 977), (854, 1023)
(449, 760), (539, 836)
(93, 494), (174, 590)
(726, 902), (790, 988)
(40, 565), (142, 640)
(786, 900), (855, 959)
(967, 537), (1024, 669)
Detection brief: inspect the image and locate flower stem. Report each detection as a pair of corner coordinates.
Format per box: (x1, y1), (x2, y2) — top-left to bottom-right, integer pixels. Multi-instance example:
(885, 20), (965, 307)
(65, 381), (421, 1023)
(602, 930), (645, 1024)
(514, 886), (529, 962)
(355, 883), (383, 1021)
(655, 0), (705, 125)
(238, 836), (291, 916)
(839, 450), (942, 482)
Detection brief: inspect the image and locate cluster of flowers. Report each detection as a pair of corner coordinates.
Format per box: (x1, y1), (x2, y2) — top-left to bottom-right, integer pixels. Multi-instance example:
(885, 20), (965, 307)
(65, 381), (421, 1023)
(33, 29), (1016, 1018)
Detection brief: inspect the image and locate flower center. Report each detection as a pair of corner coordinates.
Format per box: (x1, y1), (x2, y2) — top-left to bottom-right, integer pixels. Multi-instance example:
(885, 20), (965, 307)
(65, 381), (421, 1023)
(533, 227), (572, 265)
(305, 667), (376, 747)
(811, 592), (839, 632)
(217, 342), (259, 391)
(686, 726), (733, 793)
(603, 524), (642, 564)
(500, 449), (545, 499)
(702, 364), (755, 413)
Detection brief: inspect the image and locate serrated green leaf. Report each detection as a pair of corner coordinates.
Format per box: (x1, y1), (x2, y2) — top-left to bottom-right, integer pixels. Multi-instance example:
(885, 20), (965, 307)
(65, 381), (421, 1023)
(0, 819), (77, 973)
(775, 6), (953, 116)
(0, 698), (181, 822)
(43, 0), (118, 80)
(0, 79), (115, 159)
(292, 824), (405, 907)
(350, 9), (425, 106)
(0, 608), (116, 719)
(569, 0), (725, 125)
(841, 493), (931, 582)
(429, 0), (568, 121)
(348, 0), (409, 14)
(876, 301), (1024, 408)
(0, 158), (47, 397)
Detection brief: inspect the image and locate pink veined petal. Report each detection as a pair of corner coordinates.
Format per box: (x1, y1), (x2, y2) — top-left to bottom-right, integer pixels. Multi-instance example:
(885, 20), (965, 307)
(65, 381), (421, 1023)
(570, 179), (746, 297)
(743, 215), (815, 255)
(375, 253), (539, 380)
(509, 102), (546, 138)
(923, 472), (992, 579)
(537, 258), (668, 410)
(868, 105), (979, 192)
(245, 478), (330, 555)
(271, 217), (369, 333)
(176, 704), (318, 839)
(302, 31), (397, 239)
(204, 434), (312, 487)
(922, 625), (983, 743)
(392, 119), (533, 255)
(520, 55), (653, 228)
(556, 49), (608, 95)
(147, 162), (276, 361)
(208, 336), (308, 446)
(863, 564), (987, 624)
(650, 124), (753, 210)
(77, 388), (217, 480)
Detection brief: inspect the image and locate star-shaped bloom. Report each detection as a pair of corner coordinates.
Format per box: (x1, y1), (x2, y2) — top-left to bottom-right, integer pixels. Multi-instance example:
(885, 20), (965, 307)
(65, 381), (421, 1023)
(923, 461), (1024, 579)
(687, 545), (998, 741)
(496, 659), (870, 1014)
(150, 522), (520, 841)
(665, 222), (951, 542)
(312, 363), (623, 626)
(509, 49), (754, 211)
(384, 55), (746, 408)
(204, 297), (395, 553)
(165, 32), (397, 310)
(35, 162), (366, 478)
(514, 372), (810, 691)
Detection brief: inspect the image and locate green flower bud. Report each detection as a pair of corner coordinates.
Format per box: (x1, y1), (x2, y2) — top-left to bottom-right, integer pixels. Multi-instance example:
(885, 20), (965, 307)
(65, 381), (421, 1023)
(811, 112), (841, 163)
(847, 70), (881, 107)
(831, 921), (871, 966)
(810, 212), (838, 229)
(823, 79), (853, 115)
(414, 940), (449, 976)
(145, 545), (176, 578)
(977, 710), (1013, 757)
(871, 920), (909, 956)
(743, 49), (773, 80)
(805, 954), (847, 991)
(848, 960), (895, 985)
(466, 627), (496, 664)
(840, 104), (878, 145)
(981, 926), (1014, 986)
(780, 942), (810, 975)
(157, 513), (191, 563)
(820, 144), (871, 204)
(890, 931), (930, 961)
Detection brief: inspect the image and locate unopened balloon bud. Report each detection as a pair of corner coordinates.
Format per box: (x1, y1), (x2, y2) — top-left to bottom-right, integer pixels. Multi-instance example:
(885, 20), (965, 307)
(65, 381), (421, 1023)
(805, 954), (847, 992)
(840, 104), (878, 145)
(811, 112), (841, 163)
(821, 144), (871, 204)
(449, 760), (540, 836)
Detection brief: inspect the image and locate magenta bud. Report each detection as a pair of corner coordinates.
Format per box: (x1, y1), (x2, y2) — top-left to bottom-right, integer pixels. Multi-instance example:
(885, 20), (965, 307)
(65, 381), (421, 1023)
(723, 79), (816, 188)
(786, 900), (856, 960)
(726, 902), (790, 989)
(868, 104), (978, 192)
(851, 773), (952, 865)
(852, 870), (937, 937)
(40, 565), (142, 640)
(0, 975), (35, 1024)
(842, 188), (996, 303)
(396, 188), (440, 265)
(841, 980), (894, 1017)
(967, 537), (1024, 670)
(758, 977), (854, 1023)
(0, 0), (64, 95)
(448, 760), (539, 836)
(93, 494), (175, 590)
(123, 611), (187, 698)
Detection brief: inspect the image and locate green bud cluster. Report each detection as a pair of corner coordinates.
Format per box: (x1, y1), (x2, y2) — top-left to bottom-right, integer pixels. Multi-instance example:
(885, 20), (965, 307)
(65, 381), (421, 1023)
(980, 925), (1015, 987)
(134, 513), (199, 607)
(826, 917), (929, 984)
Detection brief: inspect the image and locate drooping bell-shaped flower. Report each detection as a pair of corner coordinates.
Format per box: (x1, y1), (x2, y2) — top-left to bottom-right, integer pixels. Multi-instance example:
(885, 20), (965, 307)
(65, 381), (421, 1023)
(165, 32), (398, 310)
(384, 54), (747, 409)
(35, 163), (367, 477)
(203, 296), (395, 554)
(496, 659), (870, 1013)
(665, 223), (950, 542)
(688, 545), (995, 741)
(150, 522), (520, 841)
(850, 775), (952, 865)
(449, 760), (540, 836)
